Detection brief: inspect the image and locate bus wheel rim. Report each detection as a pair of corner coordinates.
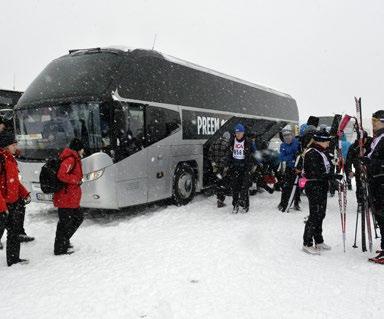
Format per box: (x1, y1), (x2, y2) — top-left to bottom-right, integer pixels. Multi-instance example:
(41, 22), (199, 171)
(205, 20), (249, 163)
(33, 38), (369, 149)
(178, 173), (193, 198)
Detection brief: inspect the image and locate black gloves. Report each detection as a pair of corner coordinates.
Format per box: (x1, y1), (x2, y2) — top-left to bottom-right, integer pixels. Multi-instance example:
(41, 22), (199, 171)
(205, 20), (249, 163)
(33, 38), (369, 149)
(23, 195), (32, 205)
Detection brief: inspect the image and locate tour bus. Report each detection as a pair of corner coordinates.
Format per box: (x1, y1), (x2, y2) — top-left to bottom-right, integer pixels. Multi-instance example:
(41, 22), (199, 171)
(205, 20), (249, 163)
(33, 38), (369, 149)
(14, 47), (298, 210)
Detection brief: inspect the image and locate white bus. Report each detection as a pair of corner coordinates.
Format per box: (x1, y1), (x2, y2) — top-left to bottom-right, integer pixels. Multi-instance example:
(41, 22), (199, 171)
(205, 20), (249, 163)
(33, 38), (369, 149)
(14, 47), (298, 210)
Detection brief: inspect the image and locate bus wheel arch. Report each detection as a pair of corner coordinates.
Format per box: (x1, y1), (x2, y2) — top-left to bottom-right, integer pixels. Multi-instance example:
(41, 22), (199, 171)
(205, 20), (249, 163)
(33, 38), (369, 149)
(172, 161), (197, 206)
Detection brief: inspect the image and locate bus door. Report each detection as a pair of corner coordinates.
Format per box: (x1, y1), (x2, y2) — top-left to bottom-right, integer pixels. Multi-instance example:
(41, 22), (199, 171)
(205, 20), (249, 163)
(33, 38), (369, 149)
(114, 102), (148, 207)
(145, 105), (180, 202)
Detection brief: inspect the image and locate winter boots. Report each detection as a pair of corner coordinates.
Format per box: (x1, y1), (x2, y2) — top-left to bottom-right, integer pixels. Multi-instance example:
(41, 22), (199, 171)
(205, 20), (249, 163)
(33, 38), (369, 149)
(302, 245), (321, 255)
(19, 234), (35, 242)
(315, 243), (332, 251)
(239, 206), (249, 214)
(369, 251), (384, 264)
(217, 200), (226, 208)
(8, 258), (29, 267)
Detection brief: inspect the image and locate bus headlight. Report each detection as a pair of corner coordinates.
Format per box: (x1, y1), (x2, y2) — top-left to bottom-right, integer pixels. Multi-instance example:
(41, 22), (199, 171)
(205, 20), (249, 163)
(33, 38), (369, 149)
(83, 169), (104, 182)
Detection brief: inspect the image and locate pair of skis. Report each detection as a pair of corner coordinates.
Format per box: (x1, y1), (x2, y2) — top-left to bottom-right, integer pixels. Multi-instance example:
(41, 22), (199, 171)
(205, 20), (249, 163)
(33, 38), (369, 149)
(354, 97), (374, 253)
(336, 114), (351, 252)
(335, 98), (375, 253)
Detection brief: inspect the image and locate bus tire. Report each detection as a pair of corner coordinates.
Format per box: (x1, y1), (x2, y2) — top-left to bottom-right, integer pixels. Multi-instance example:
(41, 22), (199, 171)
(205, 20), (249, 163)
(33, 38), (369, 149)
(173, 163), (196, 206)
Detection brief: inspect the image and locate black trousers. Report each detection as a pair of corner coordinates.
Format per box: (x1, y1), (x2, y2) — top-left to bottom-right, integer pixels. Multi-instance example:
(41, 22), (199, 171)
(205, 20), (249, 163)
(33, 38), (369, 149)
(280, 167), (300, 210)
(303, 183), (328, 247)
(0, 203), (24, 266)
(0, 200), (26, 241)
(215, 175), (227, 202)
(0, 216), (4, 241)
(231, 166), (250, 208)
(354, 173), (365, 204)
(54, 208), (84, 254)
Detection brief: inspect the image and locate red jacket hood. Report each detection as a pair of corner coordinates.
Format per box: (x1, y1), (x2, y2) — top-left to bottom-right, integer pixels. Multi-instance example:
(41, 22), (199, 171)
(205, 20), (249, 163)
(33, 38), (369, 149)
(59, 148), (81, 161)
(0, 148), (16, 162)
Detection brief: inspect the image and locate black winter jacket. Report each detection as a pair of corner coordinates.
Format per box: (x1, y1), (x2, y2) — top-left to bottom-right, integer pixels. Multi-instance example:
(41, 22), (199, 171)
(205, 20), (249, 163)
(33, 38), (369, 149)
(303, 144), (332, 184)
(208, 137), (230, 169)
(366, 128), (384, 180)
(345, 138), (372, 177)
(227, 136), (253, 171)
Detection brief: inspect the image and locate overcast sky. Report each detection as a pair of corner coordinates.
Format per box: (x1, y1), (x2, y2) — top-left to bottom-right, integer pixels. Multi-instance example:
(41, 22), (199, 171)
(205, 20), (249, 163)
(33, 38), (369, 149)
(1, 0), (383, 120)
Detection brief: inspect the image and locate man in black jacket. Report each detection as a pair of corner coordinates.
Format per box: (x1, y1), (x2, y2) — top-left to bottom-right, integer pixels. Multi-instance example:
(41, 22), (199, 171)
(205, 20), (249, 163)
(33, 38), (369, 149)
(227, 123), (253, 213)
(208, 131), (231, 208)
(365, 110), (384, 263)
(302, 130), (341, 255)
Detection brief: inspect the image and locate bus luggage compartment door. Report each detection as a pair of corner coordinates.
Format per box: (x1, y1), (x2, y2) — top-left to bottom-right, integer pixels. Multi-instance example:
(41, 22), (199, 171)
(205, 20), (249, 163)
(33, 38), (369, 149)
(147, 145), (171, 202)
(115, 149), (148, 208)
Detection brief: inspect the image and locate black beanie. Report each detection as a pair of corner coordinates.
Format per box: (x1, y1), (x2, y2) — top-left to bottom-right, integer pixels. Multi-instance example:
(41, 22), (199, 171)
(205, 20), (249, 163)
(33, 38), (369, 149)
(69, 138), (84, 152)
(313, 130), (331, 142)
(0, 132), (17, 148)
(372, 110), (384, 122)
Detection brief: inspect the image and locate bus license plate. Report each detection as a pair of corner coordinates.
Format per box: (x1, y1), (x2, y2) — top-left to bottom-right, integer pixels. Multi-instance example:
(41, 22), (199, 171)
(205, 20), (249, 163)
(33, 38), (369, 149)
(36, 193), (53, 201)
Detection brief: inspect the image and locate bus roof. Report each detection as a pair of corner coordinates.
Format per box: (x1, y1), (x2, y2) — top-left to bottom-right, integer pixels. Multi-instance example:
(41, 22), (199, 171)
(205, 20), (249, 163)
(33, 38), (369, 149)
(16, 47), (298, 123)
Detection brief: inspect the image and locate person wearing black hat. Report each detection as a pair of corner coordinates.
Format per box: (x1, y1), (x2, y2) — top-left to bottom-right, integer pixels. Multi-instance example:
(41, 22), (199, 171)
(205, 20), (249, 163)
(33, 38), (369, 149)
(302, 130), (341, 255)
(226, 123), (253, 213)
(53, 138), (85, 255)
(364, 110), (384, 263)
(0, 132), (30, 266)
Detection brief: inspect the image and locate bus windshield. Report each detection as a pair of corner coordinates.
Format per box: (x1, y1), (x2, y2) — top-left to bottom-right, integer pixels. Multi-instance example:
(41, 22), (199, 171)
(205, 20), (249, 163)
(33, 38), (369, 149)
(15, 102), (112, 160)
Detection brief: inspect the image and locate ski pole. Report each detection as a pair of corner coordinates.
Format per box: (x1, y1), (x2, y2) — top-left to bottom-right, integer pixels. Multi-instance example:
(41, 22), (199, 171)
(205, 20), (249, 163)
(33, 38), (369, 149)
(352, 204), (359, 248)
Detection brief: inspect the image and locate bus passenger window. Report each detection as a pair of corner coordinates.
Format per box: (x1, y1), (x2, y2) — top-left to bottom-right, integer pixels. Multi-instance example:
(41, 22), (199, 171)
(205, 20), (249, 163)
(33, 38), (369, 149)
(114, 103), (144, 161)
(145, 106), (180, 145)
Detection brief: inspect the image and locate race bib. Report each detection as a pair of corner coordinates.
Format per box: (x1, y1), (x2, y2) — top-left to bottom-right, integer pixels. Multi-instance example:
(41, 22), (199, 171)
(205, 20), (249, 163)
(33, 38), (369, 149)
(233, 140), (245, 160)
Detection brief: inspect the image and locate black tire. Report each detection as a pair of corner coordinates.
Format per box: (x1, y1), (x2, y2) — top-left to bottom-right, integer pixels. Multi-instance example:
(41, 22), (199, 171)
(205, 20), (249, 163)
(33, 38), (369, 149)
(173, 163), (196, 206)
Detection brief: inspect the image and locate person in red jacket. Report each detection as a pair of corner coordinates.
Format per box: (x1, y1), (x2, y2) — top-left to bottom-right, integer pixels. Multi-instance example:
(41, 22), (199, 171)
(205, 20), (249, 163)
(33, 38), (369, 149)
(53, 138), (84, 255)
(0, 133), (30, 266)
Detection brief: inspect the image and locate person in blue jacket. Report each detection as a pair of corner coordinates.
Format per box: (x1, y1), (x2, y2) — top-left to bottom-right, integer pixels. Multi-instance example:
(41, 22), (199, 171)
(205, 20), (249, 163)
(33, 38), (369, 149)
(278, 128), (301, 211)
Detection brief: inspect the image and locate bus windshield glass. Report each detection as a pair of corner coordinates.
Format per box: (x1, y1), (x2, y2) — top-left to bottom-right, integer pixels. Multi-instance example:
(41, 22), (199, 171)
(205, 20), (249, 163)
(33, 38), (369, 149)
(15, 102), (112, 160)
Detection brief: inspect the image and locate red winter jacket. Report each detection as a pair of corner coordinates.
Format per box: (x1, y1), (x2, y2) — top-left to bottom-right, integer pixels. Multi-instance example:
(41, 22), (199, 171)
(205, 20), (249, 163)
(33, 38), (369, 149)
(53, 148), (83, 209)
(0, 148), (30, 212)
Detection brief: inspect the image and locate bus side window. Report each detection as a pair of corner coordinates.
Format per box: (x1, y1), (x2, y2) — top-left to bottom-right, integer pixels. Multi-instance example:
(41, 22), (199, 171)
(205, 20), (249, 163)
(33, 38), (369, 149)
(114, 102), (145, 161)
(145, 106), (180, 146)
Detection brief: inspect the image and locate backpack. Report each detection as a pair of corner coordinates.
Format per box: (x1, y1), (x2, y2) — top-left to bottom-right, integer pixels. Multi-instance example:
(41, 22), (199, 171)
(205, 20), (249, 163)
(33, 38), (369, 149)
(40, 155), (76, 194)
(39, 157), (65, 194)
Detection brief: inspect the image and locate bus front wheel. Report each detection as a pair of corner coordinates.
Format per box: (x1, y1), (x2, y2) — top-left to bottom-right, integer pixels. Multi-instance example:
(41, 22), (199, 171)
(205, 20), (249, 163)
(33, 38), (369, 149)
(173, 163), (196, 206)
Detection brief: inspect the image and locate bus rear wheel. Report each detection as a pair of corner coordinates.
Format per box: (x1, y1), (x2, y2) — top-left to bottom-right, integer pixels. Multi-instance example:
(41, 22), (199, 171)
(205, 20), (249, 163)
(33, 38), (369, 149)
(173, 163), (196, 206)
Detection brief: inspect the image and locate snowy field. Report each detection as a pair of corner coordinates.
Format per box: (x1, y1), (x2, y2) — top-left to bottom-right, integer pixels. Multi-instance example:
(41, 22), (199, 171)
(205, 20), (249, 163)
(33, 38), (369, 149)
(0, 189), (382, 319)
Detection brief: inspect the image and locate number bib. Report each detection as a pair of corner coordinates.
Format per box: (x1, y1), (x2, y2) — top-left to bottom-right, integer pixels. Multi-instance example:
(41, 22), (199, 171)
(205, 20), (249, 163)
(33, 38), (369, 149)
(233, 140), (245, 160)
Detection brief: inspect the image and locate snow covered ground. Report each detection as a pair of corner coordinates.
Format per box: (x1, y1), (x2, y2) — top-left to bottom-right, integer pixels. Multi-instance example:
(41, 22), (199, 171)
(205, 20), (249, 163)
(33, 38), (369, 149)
(0, 189), (382, 319)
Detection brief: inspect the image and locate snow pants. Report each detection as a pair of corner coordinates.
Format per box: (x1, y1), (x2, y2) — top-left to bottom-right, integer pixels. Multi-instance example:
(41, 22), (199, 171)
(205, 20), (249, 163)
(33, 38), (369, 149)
(213, 167), (228, 203)
(0, 200), (26, 242)
(303, 182), (328, 247)
(231, 166), (249, 209)
(1, 202), (23, 266)
(280, 167), (300, 210)
(54, 208), (84, 254)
